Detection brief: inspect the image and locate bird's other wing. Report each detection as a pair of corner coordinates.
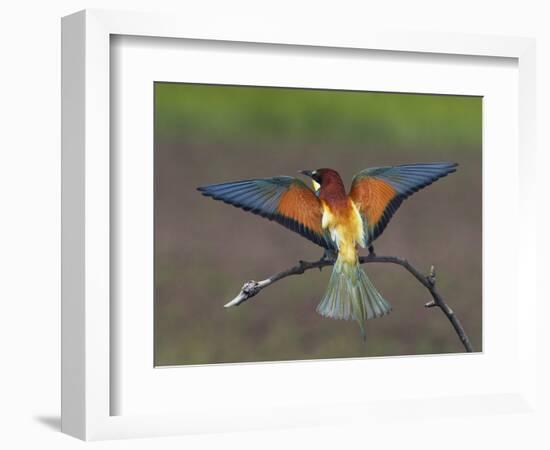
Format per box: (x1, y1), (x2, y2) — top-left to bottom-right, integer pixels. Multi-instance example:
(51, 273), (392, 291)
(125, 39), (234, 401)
(198, 176), (336, 250)
(349, 162), (458, 245)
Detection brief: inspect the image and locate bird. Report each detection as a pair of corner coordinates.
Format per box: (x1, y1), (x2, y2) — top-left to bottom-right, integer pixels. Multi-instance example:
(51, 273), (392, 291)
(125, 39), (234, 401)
(197, 162), (458, 338)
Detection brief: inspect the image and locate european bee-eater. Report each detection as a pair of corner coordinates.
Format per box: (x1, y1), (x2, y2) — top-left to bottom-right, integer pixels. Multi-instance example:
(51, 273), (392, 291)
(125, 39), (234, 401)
(198, 162), (457, 337)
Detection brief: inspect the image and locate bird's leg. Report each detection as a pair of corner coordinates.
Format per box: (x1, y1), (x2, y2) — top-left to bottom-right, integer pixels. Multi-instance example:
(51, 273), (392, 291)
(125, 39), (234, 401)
(368, 244), (376, 257)
(317, 248), (337, 270)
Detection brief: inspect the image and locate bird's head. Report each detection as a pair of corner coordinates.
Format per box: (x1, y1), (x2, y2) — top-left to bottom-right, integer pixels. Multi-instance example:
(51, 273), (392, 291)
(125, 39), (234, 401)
(299, 168), (342, 191)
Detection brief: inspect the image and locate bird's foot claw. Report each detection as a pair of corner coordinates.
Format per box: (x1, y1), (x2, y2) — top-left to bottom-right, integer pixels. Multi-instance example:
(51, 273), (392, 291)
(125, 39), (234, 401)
(320, 249), (337, 263)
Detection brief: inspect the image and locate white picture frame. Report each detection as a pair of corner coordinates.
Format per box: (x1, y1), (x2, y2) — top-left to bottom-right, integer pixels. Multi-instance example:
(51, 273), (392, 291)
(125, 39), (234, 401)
(61, 9), (537, 441)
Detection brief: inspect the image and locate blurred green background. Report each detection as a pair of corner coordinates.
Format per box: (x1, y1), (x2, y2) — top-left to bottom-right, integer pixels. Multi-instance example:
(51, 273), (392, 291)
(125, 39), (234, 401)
(154, 82), (482, 366)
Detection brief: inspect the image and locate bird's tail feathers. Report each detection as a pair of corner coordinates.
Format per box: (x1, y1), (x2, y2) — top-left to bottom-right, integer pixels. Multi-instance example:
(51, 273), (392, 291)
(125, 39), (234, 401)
(316, 256), (392, 339)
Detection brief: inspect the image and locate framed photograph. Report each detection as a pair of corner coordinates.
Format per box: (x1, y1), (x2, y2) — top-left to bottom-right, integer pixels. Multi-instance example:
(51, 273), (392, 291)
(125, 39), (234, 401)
(61, 9), (537, 440)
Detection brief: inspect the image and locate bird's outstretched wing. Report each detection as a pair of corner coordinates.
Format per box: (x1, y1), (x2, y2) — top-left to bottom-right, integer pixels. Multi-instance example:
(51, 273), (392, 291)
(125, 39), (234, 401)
(198, 176), (336, 250)
(349, 162), (458, 245)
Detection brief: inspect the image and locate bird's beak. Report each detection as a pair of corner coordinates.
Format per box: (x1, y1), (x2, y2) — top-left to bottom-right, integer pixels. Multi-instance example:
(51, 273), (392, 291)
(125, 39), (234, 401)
(299, 169), (314, 178)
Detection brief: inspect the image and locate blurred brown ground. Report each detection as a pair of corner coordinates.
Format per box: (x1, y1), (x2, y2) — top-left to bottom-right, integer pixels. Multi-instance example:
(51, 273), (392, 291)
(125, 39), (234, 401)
(154, 84), (482, 366)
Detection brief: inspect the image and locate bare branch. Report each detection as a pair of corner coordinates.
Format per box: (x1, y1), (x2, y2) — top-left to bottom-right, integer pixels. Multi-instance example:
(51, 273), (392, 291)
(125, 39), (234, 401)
(225, 254), (474, 353)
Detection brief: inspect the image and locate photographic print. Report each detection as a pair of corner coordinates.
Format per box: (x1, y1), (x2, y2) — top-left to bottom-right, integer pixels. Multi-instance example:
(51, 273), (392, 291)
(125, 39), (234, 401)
(154, 83), (482, 366)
